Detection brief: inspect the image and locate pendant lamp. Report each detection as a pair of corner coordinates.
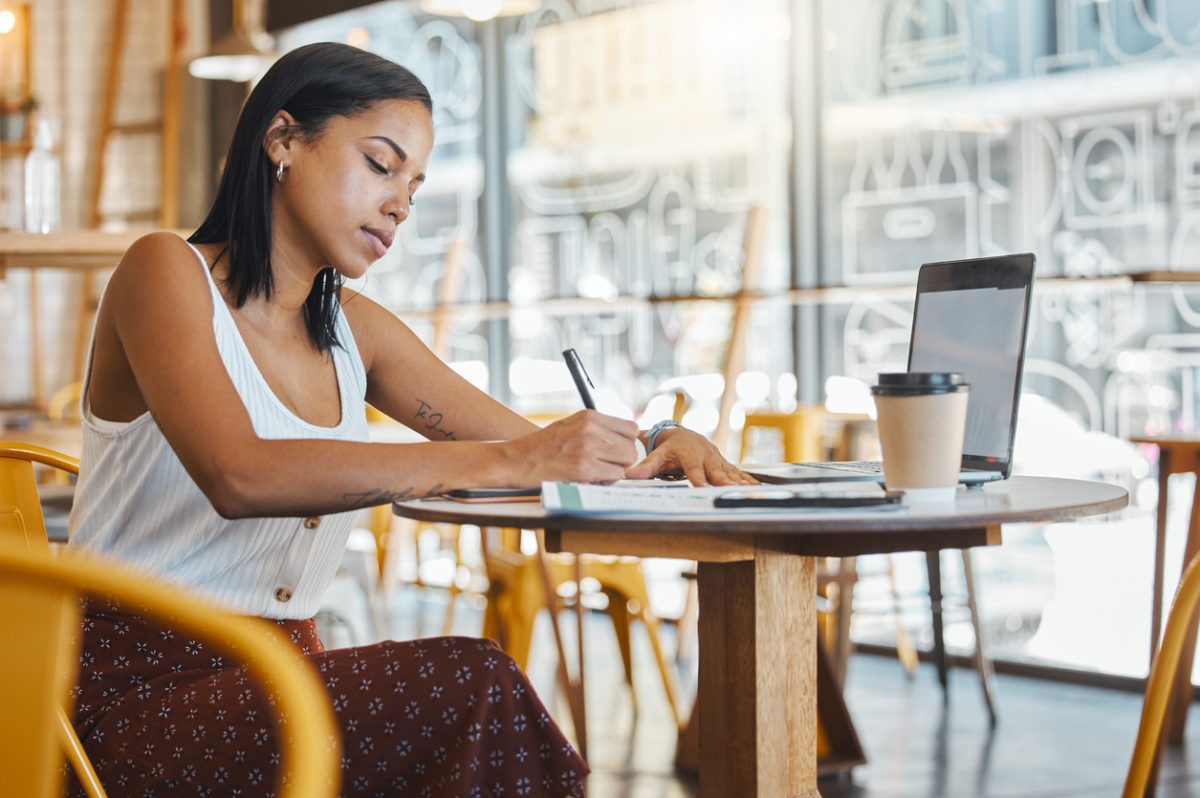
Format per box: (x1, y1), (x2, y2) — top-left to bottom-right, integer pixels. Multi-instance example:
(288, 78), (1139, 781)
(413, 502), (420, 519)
(188, 0), (276, 82)
(420, 0), (541, 23)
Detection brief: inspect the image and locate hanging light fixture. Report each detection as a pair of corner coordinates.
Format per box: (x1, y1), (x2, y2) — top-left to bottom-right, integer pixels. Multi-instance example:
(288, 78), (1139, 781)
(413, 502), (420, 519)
(420, 0), (540, 23)
(189, 0), (276, 82)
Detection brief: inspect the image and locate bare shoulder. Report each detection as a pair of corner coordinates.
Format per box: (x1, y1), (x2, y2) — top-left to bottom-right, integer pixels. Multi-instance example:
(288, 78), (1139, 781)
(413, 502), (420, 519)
(103, 230), (223, 345)
(105, 232), (216, 312)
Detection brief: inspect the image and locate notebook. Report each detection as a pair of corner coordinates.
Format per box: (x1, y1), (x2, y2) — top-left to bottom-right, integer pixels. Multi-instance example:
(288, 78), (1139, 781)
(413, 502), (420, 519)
(746, 253), (1036, 486)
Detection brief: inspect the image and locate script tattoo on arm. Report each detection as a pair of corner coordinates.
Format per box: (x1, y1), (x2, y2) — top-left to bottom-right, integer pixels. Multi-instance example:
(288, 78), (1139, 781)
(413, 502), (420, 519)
(415, 399), (458, 440)
(342, 484), (447, 510)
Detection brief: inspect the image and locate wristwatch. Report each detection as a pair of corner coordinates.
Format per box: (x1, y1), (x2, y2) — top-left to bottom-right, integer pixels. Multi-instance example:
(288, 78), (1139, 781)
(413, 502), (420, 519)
(644, 419), (683, 453)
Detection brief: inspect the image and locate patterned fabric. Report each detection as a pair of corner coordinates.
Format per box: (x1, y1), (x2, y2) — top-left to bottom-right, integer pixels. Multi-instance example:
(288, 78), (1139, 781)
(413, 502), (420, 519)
(66, 603), (588, 797)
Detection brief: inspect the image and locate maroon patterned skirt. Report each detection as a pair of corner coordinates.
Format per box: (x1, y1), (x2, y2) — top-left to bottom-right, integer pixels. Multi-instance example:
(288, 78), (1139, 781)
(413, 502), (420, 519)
(66, 602), (587, 797)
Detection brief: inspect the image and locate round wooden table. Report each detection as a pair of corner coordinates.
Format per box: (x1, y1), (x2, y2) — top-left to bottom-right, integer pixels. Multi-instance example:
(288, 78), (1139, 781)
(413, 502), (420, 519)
(395, 476), (1127, 798)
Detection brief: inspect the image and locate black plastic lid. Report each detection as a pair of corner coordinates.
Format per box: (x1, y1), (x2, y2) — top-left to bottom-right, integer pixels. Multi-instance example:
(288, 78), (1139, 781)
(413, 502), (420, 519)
(870, 372), (968, 396)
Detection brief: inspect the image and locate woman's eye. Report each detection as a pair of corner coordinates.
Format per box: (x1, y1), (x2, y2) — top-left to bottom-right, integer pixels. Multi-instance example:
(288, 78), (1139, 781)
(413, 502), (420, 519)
(365, 155), (389, 176)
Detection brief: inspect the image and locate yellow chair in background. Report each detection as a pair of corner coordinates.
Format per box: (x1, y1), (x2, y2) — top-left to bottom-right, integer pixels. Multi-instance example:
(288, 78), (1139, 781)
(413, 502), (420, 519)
(0, 538), (340, 798)
(481, 536), (682, 726)
(739, 405), (829, 464)
(1125, 551), (1200, 796)
(46, 380), (83, 424)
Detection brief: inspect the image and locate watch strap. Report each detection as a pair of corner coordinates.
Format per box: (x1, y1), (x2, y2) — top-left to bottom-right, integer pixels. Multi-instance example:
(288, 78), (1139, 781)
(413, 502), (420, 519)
(645, 420), (682, 454)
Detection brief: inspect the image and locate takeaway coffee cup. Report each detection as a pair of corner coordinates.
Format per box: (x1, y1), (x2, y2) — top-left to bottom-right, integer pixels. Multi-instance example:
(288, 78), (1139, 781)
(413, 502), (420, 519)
(870, 372), (969, 503)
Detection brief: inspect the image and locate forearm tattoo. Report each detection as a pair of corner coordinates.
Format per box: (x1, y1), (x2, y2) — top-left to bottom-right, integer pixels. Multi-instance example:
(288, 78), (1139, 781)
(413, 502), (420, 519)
(342, 484), (445, 510)
(415, 399), (457, 440)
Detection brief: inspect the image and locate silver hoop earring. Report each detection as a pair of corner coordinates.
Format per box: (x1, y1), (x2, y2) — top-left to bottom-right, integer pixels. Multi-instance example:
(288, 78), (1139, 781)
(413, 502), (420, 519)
(275, 162), (284, 183)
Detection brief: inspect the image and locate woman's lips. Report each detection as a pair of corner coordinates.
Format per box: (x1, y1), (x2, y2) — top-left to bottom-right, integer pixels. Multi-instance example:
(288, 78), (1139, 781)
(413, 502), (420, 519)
(363, 227), (391, 259)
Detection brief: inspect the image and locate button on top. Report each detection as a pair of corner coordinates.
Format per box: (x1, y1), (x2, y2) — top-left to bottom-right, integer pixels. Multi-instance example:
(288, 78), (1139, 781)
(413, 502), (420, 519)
(274, 587), (293, 603)
(303, 516), (321, 530)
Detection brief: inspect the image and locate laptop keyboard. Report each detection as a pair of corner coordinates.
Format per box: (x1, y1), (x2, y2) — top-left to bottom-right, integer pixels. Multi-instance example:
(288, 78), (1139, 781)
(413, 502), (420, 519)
(796, 460), (884, 474)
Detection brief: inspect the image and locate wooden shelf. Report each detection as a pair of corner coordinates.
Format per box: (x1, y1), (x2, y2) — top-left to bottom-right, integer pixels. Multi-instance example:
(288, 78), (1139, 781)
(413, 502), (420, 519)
(0, 140), (30, 157)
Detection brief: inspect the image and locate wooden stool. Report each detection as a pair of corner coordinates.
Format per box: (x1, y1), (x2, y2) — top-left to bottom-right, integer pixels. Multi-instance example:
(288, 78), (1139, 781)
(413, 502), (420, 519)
(1130, 436), (1200, 754)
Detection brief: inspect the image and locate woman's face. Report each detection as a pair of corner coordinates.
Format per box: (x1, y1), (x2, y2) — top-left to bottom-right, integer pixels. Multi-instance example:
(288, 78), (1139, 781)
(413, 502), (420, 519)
(274, 98), (434, 279)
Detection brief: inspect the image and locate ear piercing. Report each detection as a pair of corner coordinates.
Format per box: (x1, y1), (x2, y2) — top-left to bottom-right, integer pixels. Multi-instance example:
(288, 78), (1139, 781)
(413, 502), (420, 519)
(275, 161), (285, 182)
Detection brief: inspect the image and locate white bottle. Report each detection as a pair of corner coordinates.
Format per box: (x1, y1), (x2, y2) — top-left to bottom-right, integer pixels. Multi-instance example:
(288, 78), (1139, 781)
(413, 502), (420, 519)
(23, 118), (59, 233)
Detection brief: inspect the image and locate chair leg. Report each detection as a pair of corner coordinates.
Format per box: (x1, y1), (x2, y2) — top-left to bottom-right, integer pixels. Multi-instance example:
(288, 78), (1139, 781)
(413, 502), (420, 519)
(962, 548), (998, 725)
(440, 528), (463, 636)
(1165, 475), (1200, 746)
(481, 584), (505, 647)
(534, 539), (587, 761)
(58, 706), (106, 798)
(832, 557), (856, 687)
(888, 554), (919, 677)
(926, 550), (949, 696)
(639, 607), (683, 728)
(604, 589), (637, 713)
(676, 570), (699, 665)
(504, 576), (542, 672)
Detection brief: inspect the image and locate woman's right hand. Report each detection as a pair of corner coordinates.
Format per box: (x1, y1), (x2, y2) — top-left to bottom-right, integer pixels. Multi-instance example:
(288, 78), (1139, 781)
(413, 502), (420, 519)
(504, 410), (639, 485)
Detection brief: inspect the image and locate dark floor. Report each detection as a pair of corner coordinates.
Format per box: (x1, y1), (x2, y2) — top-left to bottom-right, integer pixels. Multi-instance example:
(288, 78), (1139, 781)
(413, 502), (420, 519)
(335, 578), (1200, 798)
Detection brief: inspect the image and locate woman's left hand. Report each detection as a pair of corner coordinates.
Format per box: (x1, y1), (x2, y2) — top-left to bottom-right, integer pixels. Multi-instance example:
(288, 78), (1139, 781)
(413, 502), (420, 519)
(623, 426), (758, 486)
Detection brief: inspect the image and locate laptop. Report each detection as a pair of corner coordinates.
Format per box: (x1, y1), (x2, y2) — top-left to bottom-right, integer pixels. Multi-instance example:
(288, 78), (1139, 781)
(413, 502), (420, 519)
(746, 253), (1036, 486)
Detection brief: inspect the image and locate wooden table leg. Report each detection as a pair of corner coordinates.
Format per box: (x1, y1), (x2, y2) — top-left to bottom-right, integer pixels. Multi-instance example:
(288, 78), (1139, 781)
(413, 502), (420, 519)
(926, 550), (949, 695)
(697, 546), (818, 797)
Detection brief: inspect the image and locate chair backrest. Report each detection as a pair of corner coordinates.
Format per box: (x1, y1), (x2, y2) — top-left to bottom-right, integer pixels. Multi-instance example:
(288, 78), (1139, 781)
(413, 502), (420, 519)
(46, 381), (83, 424)
(0, 538), (341, 798)
(0, 442), (78, 550)
(1124, 552), (1200, 796)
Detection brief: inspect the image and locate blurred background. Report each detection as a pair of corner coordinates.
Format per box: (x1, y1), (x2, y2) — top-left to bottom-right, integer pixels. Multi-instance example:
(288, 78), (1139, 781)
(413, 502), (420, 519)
(9, 1), (1200, 793)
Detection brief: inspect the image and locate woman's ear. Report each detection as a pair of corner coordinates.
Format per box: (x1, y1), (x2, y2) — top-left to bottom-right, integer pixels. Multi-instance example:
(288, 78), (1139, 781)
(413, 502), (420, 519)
(262, 110), (299, 169)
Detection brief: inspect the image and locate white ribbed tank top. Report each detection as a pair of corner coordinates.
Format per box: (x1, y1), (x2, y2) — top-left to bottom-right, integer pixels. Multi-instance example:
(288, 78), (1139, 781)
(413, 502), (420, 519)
(68, 242), (371, 619)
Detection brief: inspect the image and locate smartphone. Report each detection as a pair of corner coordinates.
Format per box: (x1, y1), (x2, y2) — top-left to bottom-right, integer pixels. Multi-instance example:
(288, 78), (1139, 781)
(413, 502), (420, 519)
(714, 489), (902, 509)
(445, 487), (542, 503)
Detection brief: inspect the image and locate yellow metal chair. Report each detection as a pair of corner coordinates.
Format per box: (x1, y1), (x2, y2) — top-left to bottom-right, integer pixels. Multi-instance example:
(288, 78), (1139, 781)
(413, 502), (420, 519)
(739, 405), (829, 464)
(481, 537), (682, 726)
(0, 441), (79, 550)
(0, 539), (340, 798)
(1125, 551), (1200, 796)
(0, 441), (341, 797)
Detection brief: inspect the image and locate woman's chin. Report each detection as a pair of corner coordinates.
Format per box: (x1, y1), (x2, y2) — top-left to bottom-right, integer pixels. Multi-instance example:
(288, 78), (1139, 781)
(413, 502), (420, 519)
(330, 260), (371, 282)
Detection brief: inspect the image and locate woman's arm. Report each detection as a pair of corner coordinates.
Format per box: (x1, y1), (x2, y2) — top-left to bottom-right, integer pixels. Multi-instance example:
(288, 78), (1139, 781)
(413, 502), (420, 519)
(341, 282), (756, 487)
(341, 289), (536, 442)
(97, 234), (637, 519)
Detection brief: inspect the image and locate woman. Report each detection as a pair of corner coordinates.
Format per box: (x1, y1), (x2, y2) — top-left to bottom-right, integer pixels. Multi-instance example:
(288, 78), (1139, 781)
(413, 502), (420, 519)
(65, 42), (752, 797)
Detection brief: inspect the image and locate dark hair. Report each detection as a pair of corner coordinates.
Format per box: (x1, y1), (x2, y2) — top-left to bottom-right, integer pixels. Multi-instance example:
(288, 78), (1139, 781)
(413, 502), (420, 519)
(189, 42), (433, 352)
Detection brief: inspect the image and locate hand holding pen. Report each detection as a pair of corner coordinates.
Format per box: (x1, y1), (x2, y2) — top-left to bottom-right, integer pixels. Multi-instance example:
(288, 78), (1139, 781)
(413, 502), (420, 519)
(561, 348), (756, 486)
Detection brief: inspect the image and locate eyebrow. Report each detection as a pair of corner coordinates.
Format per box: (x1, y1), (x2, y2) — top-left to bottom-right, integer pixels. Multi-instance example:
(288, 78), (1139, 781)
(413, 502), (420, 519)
(368, 136), (426, 183)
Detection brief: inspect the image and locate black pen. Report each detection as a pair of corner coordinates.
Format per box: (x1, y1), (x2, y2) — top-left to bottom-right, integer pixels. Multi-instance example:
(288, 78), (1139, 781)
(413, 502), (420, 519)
(562, 348), (597, 410)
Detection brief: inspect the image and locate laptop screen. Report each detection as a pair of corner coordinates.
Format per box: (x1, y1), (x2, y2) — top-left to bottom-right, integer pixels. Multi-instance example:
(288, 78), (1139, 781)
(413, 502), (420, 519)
(906, 254), (1035, 475)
